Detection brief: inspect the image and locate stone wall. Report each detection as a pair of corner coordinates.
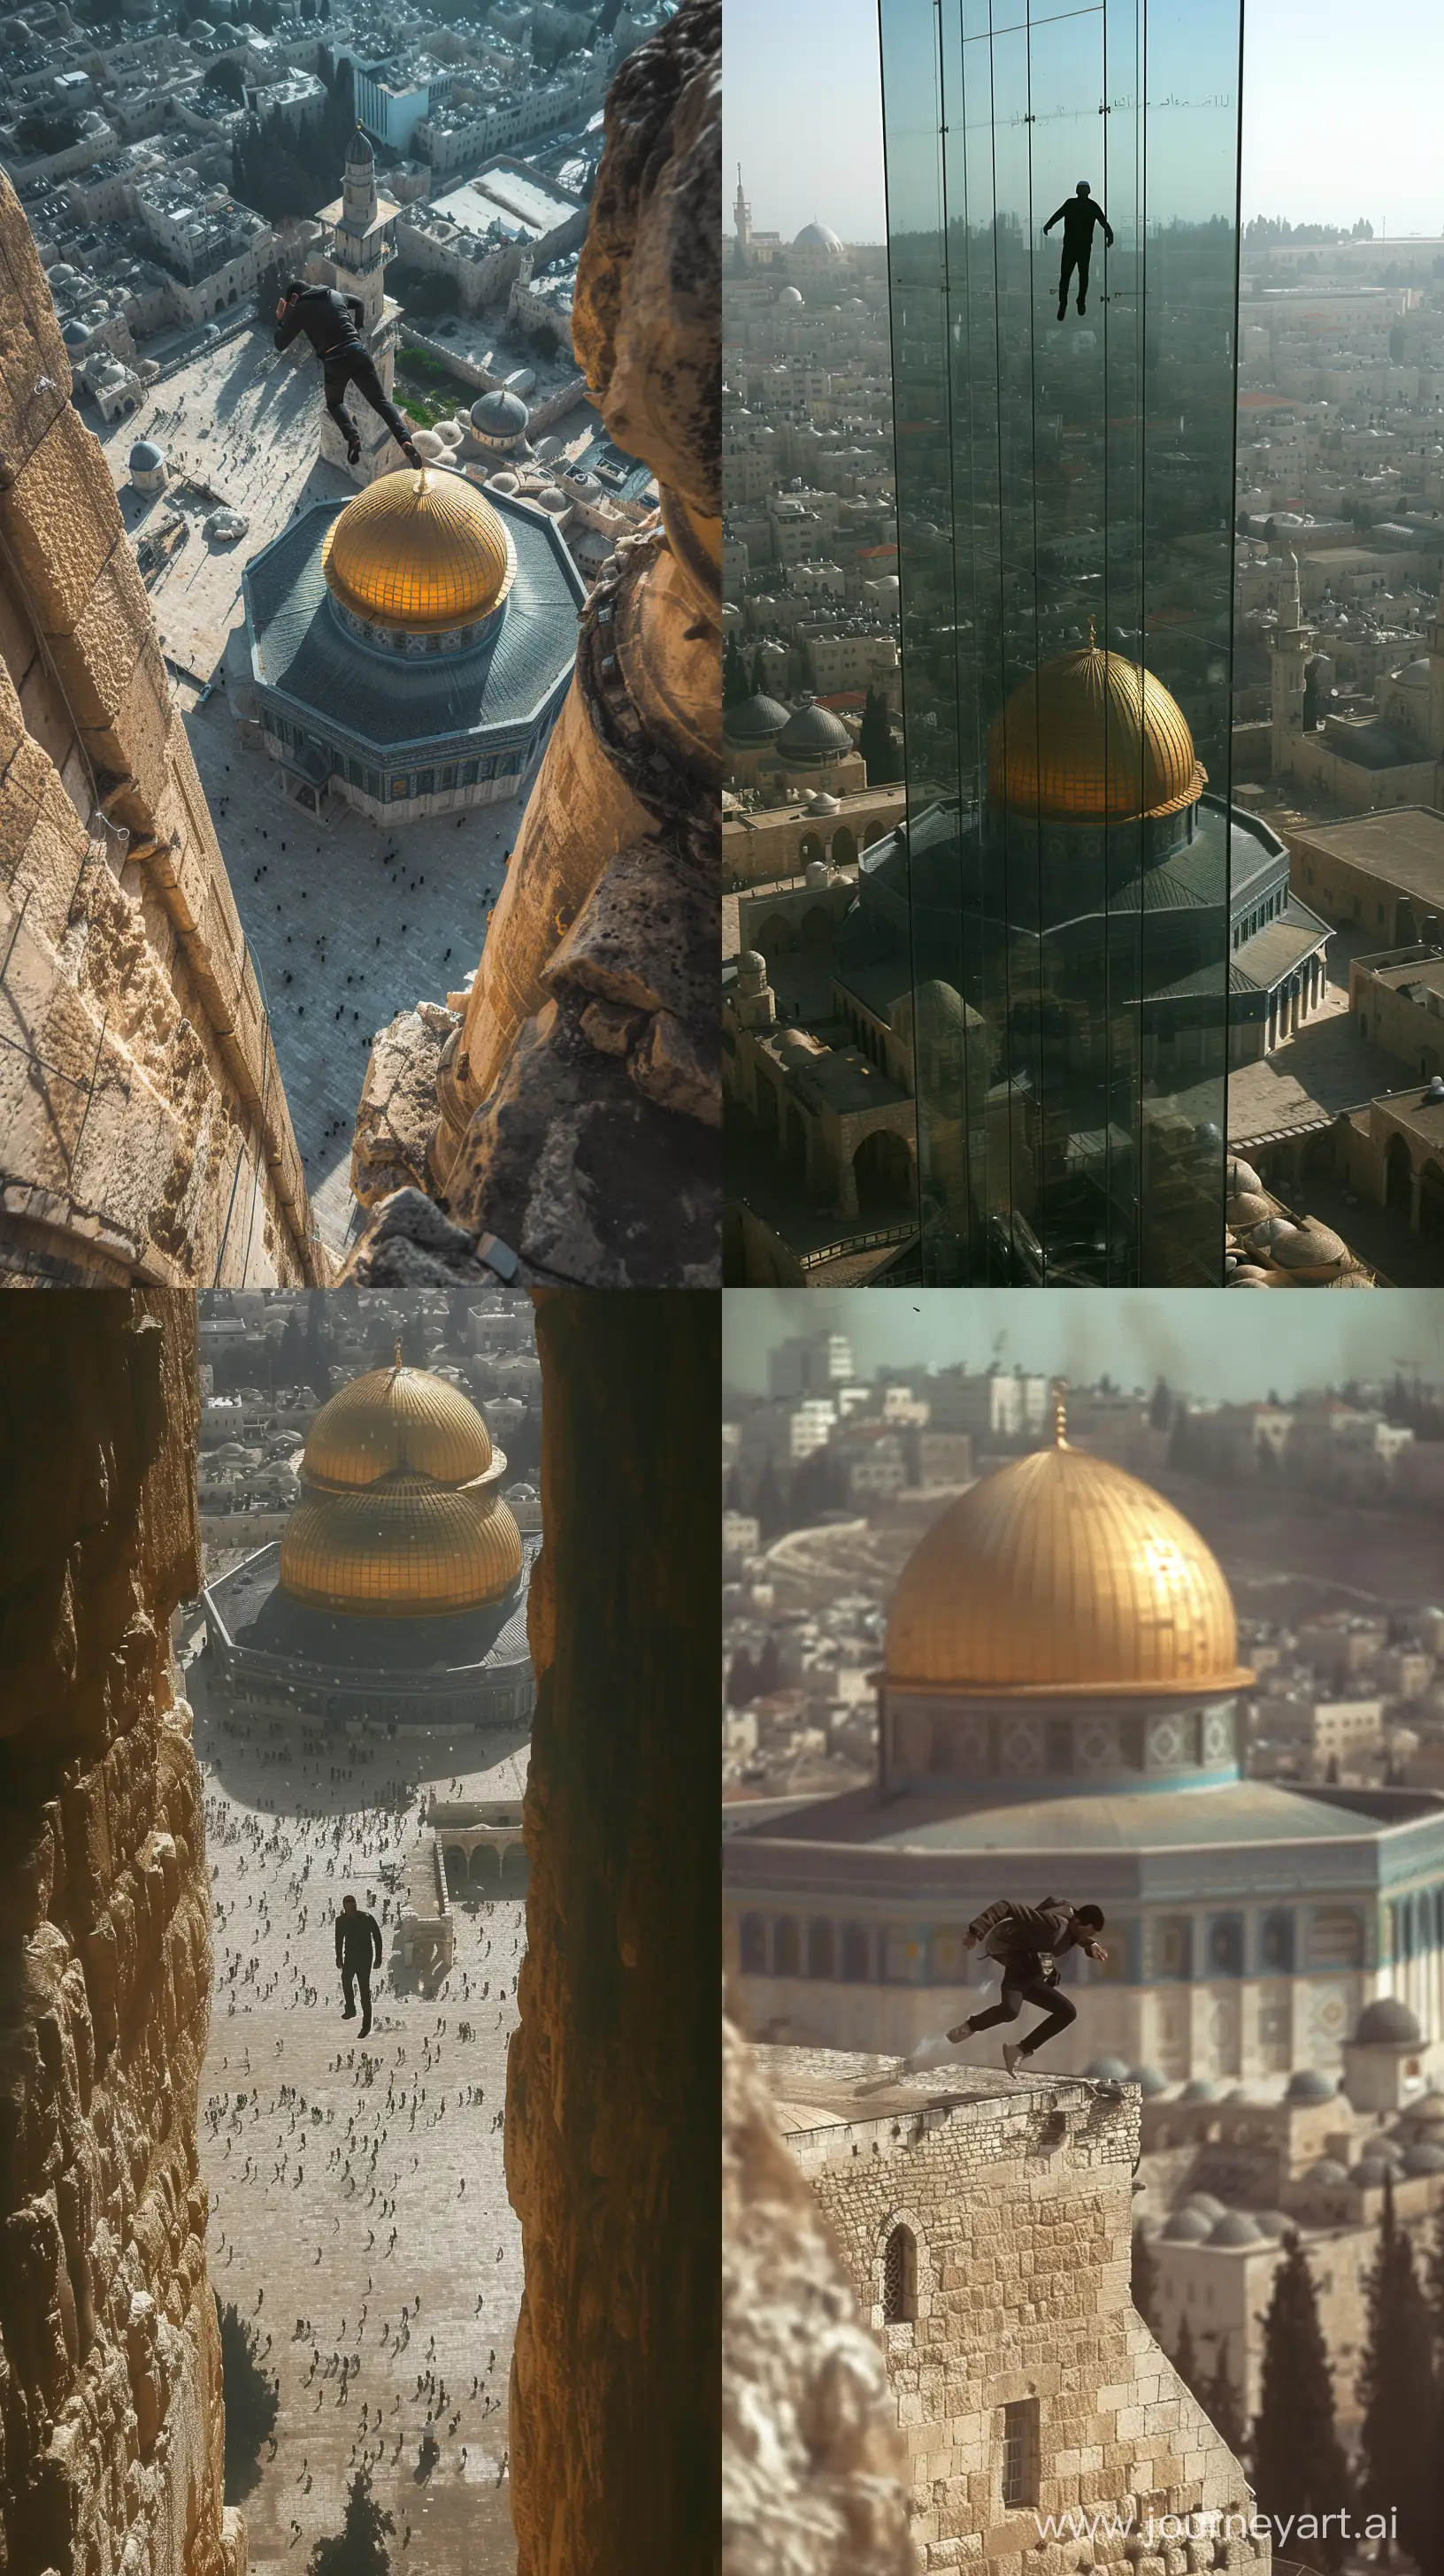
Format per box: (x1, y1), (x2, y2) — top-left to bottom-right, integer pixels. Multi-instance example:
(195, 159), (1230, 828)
(0, 1292), (242, 2576)
(504, 1292), (718, 2572)
(754, 2051), (1268, 2576)
(0, 180), (322, 1286)
(344, 0), (720, 1289)
(723, 2016), (917, 2576)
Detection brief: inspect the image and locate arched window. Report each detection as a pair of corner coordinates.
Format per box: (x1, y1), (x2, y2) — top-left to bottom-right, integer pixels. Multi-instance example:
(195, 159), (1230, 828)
(807, 1919), (835, 1980)
(841, 1921), (871, 1982)
(773, 1914), (800, 1977)
(739, 1913), (766, 1974)
(882, 2223), (917, 2325)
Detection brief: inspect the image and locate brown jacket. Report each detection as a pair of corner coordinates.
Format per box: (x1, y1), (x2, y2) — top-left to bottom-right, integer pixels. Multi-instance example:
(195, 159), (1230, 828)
(968, 1896), (1081, 1970)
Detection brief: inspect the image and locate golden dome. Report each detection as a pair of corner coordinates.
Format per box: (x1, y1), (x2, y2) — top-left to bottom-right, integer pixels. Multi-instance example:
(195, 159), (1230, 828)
(886, 1428), (1252, 1697)
(280, 1476), (523, 1616)
(321, 466), (516, 632)
(302, 1359), (495, 1493)
(987, 643), (1206, 824)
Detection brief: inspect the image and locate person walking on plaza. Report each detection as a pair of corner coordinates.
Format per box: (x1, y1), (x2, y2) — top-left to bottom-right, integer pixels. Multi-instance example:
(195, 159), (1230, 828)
(947, 1894), (1107, 2076)
(273, 280), (422, 470)
(335, 1893), (384, 2038)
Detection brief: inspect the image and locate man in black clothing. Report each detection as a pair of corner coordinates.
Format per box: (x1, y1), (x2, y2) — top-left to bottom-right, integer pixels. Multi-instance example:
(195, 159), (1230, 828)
(946, 1895), (1107, 2077)
(335, 1893), (384, 2037)
(273, 281), (422, 471)
(1042, 182), (1113, 319)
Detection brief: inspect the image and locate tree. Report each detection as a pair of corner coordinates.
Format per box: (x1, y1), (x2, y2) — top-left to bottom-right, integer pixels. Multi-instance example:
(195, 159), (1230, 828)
(752, 1634), (783, 1698)
(215, 2296), (280, 2504)
(723, 633), (750, 707)
(204, 54), (248, 102)
(307, 2469), (395, 2576)
(1130, 2224), (1160, 2335)
(1172, 2311), (1201, 2401)
(1252, 2233), (1351, 2572)
(749, 646), (771, 699)
(279, 1310), (305, 1388)
(1202, 2343), (1248, 2457)
(1356, 2175), (1436, 2566)
(857, 685), (900, 786)
(751, 1453), (785, 1541)
(303, 1295), (331, 1403)
(726, 1647), (757, 1707)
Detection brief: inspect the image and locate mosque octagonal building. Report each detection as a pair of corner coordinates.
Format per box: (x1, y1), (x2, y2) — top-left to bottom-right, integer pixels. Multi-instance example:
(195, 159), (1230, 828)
(202, 1354), (534, 1727)
(226, 463), (584, 823)
(831, 640), (1333, 1284)
(724, 1414), (1444, 2086)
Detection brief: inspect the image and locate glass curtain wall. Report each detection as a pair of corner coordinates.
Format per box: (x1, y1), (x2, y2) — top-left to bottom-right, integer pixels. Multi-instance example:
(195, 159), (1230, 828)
(874, 0), (1243, 1283)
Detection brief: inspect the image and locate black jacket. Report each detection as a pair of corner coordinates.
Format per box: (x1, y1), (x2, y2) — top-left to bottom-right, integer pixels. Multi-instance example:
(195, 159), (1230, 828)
(336, 1909), (383, 1970)
(275, 286), (366, 362)
(968, 1896), (1082, 1970)
(1043, 196), (1113, 251)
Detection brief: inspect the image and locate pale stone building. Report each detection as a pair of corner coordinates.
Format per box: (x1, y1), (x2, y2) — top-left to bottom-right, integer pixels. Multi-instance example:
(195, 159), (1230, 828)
(752, 2043), (1264, 2576)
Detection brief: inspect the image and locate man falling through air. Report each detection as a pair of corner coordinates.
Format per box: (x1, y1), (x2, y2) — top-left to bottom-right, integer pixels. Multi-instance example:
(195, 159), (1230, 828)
(947, 1894), (1107, 2078)
(335, 1893), (384, 2039)
(274, 279), (423, 472)
(1043, 181), (1113, 318)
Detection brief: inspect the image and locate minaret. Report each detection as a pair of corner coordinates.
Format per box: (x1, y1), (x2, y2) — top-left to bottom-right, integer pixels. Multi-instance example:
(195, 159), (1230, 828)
(734, 164), (750, 262)
(308, 126), (404, 486)
(1270, 549), (1312, 779)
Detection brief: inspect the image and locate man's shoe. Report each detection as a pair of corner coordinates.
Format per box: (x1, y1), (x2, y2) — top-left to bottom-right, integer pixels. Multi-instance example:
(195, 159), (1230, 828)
(346, 437), (362, 465)
(1077, 298), (1087, 315)
(1056, 299), (1066, 321)
(403, 439), (423, 468)
(946, 2020), (973, 2045)
(1002, 2042), (1025, 2080)
(342, 2004), (356, 2018)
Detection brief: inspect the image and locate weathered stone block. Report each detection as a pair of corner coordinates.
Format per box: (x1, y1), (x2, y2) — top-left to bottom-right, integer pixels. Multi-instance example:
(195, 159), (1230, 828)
(0, 176), (73, 487)
(0, 404), (119, 638)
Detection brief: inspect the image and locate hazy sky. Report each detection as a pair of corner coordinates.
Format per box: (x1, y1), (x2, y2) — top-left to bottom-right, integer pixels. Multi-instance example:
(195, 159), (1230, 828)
(724, 0), (1444, 245)
(723, 1290), (1444, 1403)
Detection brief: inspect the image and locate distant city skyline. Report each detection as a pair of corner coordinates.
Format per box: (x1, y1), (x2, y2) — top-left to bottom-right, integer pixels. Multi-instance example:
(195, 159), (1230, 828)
(723, 1290), (1444, 1404)
(724, 0), (1444, 247)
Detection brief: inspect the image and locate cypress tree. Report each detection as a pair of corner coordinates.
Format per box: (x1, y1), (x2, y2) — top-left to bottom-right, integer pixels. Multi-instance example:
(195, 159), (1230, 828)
(215, 2296), (280, 2505)
(1202, 2342), (1248, 2459)
(1356, 2174), (1435, 2568)
(1252, 2232), (1351, 2574)
(749, 647), (769, 699)
(1172, 2310), (1200, 2400)
(723, 633), (750, 707)
(307, 2469), (394, 2575)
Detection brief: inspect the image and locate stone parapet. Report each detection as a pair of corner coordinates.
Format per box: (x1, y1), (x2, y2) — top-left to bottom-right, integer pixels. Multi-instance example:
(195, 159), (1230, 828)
(749, 2051), (1268, 2576)
(0, 167), (324, 1284)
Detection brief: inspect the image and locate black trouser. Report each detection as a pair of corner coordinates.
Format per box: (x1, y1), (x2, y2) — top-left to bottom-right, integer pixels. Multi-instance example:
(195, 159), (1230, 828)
(341, 1957), (373, 2034)
(1057, 245), (1092, 312)
(969, 1971), (1077, 2058)
(322, 346), (413, 453)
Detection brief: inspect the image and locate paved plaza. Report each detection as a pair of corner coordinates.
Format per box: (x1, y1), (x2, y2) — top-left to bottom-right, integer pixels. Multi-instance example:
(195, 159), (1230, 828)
(182, 1614), (528, 2574)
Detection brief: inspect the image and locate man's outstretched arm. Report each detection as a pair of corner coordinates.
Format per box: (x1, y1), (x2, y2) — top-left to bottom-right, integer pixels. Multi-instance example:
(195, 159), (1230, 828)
(1042, 203), (1070, 234)
(1095, 202), (1114, 245)
(274, 303), (303, 352)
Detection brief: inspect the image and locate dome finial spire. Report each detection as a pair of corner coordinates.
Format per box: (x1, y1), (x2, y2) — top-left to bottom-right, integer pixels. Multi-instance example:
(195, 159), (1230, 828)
(394, 1338), (403, 1373)
(1052, 1378), (1069, 1448)
(1087, 613), (1096, 650)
